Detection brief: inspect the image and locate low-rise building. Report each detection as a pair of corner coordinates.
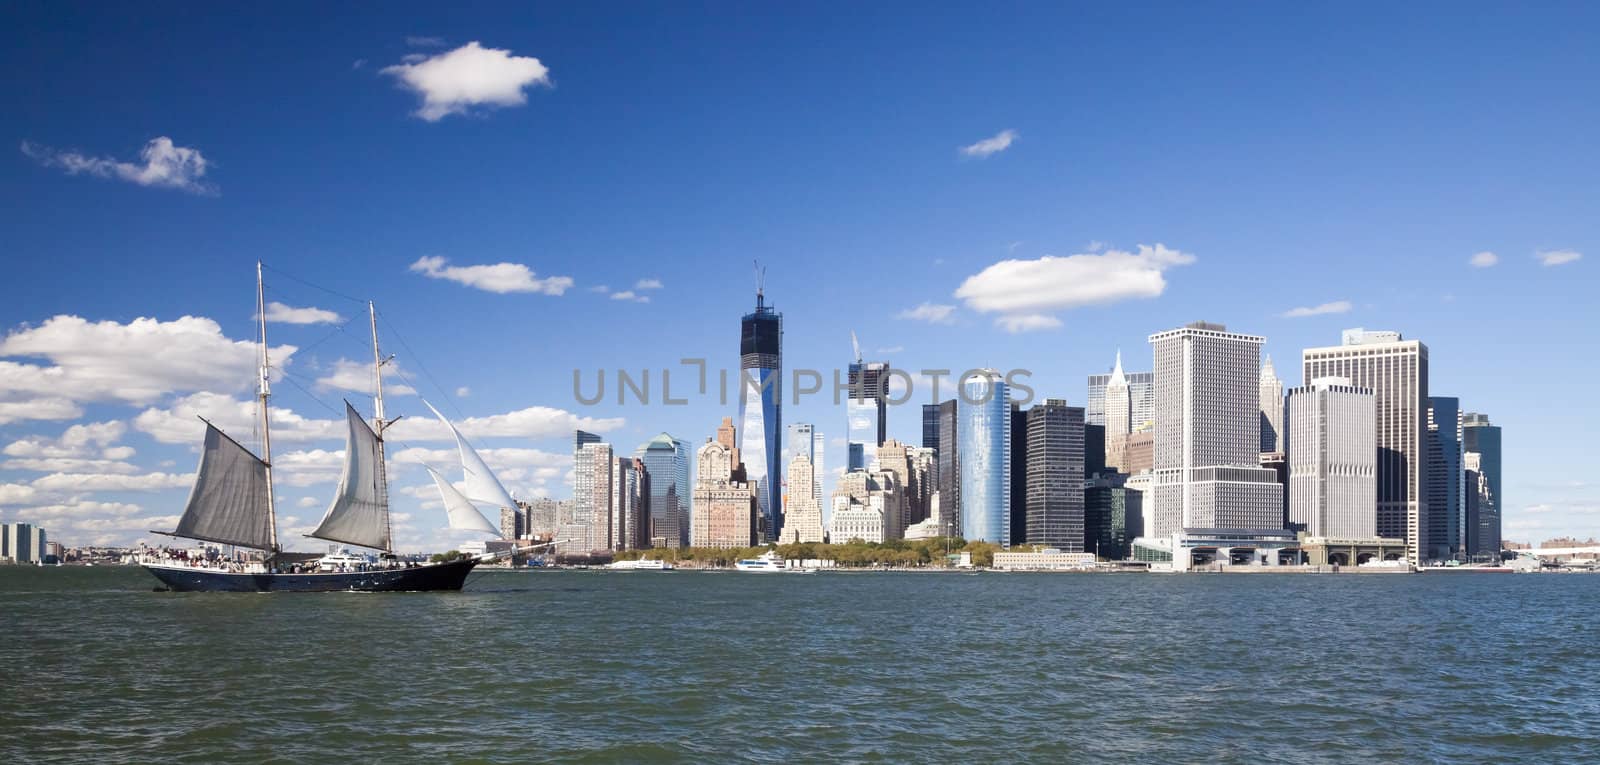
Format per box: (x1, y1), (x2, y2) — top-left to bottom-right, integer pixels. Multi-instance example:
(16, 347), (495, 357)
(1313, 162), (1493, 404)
(992, 549), (1097, 571)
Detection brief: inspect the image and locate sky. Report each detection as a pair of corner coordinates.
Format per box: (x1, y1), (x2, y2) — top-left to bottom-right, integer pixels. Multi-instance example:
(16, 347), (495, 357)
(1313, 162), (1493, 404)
(1, 2), (1596, 552)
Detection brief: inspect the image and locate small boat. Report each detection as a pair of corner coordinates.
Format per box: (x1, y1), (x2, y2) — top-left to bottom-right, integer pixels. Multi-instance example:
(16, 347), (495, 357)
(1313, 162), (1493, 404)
(609, 558), (675, 571)
(734, 550), (785, 572)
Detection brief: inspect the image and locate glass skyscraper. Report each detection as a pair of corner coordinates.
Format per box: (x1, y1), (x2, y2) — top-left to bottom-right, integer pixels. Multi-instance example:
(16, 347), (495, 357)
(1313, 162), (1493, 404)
(1426, 396), (1465, 560)
(1463, 412), (1502, 557)
(739, 288), (783, 541)
(637, 433), (691, 548)
(847, 359), (888, 471)
(958, 371), (1011, 545)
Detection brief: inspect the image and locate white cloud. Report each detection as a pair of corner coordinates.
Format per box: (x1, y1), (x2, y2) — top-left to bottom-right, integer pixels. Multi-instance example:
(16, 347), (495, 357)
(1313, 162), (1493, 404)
(315, 358), (417, 397)
(262, 301), (344, 325)
(996, 314), (1063, 333)
(609, 290), (649, 303)
(960, 129), (1017, 158)
(406, 36), (446, 47)
(381, 41), (551, 121)
(455, 386), (471, 398)
(1537, 249), (1582, 267)
(0, 398), (82, 426)
(895, 303), (957, 325)
(954, 244), (1195, 329)
(271, 448), (345, 487)
(386, 405), (623, 442)
(634, 278), (664, 290)
(1469, 251), (1499, 268)
(588, 285), (611, 294)
(134, 391), (339, 445)
(2, 457), (140, 475)
(1281, 300), (1353, 318)
(392, 445), (568, 500)
(21, 137), (217, 195)
(876, 346), (904, 354)
(409, 256), (573, 295)
(0, 315), (296, 407)
(30, 472), (192, 493)
(4, 421), (126, 459)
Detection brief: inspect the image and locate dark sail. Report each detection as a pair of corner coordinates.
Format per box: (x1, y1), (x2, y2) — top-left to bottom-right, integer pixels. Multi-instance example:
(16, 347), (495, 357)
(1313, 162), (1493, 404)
(171, 423), (276, 550)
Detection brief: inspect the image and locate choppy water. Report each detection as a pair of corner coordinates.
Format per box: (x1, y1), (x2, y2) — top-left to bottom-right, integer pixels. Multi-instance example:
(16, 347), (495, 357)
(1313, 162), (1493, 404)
(1, 566), (1597, 763)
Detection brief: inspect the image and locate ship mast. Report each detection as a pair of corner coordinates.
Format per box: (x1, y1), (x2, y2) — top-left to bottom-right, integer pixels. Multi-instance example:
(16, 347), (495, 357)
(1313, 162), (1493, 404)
(369, 301), (395, 553)
(256, 262), (280, 554)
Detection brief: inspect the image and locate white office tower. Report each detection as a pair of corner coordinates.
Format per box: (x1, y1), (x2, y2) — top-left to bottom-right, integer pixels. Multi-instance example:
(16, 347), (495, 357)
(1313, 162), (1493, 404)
(785, 423), (824, 501)
(779, 453), (826, 543)
(1148, 322), (1284, 537)
(1259, 355), (1284, 453)
(1303, 329), (1430, 565)
(1287, 377), (1377, 538)
(1104, 351), (1132, 471)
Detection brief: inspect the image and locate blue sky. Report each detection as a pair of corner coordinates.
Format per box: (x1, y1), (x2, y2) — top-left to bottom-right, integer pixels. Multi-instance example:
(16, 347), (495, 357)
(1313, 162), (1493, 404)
(1, 2), (1595, 550)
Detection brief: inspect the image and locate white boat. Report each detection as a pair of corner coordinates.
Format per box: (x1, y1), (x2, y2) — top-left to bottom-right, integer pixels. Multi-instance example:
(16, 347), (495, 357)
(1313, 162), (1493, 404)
(609, 558), (674, 571)
(734, 550), (785, 572)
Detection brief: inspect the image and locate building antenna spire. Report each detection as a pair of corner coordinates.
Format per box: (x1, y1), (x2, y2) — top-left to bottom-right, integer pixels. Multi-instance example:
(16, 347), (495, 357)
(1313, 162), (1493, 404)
(753, 259), (767, 308)
(851, 330), (862, 364)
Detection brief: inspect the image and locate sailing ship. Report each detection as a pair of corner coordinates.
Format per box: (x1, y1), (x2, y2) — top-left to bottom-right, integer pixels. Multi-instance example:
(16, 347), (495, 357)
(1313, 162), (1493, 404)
(141, 264), (513, 592)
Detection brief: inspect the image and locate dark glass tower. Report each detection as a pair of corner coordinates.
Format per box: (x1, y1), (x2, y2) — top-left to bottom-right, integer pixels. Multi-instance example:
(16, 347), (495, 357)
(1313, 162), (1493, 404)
(739, 289), (783, 541)
(1463, 412), (1502, 557)
(847, 359), (888, 470)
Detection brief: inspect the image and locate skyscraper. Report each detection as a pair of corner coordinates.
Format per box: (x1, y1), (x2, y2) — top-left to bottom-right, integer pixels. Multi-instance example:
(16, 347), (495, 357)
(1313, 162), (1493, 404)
(1426, 396), (1465, 561)
(573, 437), (614, 552)
(692, 417), (759, 548)
(958, 371), (1010, 545)
(1087, 365), (1155, 431)
(1462, 412), (1502, 557)
(637, 433), (691, 548)
(1287, 377), (1377, 538)
(1259, 355), (1284, 453)
(779, 453), (826, 543)
(1149, 322), (1284, 537)
(830, 469), (901, 544)
(847, 333), (888, 471)
(922, 403), (941, 453)
(1025, 399), (1086, 550)
(1104, 351), (1132, 471)
(1303, 329), (1430, 564)
(1464, 452), (1499, 559)
(786, 422), (823, 502)
(876, 438), (927, 537)
(739, 285), (783, 541)
(1010, 401), (1029, 545)
(935, 398), (960, 536)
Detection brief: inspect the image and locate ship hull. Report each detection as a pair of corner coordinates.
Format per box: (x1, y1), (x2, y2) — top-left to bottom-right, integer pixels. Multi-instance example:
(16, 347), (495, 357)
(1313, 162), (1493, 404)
(143, 558), (479, 592)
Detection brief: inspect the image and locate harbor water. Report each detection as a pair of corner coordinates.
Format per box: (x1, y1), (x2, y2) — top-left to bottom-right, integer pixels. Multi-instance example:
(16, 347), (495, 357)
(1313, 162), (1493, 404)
(1, 566), (1596, 763)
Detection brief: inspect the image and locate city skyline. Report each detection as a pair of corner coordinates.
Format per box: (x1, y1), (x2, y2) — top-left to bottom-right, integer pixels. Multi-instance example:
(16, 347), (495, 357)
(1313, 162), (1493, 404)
(1, 4), (1595, 551)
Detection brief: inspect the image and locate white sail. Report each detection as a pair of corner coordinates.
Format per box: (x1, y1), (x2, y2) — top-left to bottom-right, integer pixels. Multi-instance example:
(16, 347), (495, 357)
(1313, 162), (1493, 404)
(426, 466), (501, 536)
(424, 400), (518, 511)
(309, 403), (392, 551)
(170, 423), (276, 550)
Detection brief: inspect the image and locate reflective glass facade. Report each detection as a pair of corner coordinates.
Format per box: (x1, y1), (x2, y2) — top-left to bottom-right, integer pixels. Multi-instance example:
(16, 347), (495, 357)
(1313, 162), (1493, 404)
(637, 433), (690, 548)
(740, 295), (783, 541)
(959, 373), (1010, 544)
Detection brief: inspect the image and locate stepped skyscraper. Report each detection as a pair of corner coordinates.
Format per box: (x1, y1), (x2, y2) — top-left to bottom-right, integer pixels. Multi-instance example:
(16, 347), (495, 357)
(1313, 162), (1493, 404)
(1149, 322), (1284, 537)
(739, 278), (783, 541)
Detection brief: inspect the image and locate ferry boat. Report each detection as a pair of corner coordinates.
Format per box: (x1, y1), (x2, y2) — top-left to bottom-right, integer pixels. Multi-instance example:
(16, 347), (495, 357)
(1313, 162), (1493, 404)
(141, 264), (531, 593)
(609, 558), (675, 571)
(734, 550), (785, 572)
